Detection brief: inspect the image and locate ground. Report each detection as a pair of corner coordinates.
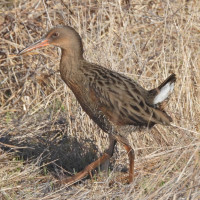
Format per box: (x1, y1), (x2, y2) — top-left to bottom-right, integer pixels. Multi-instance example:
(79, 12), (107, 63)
(0, 0), (200, 199)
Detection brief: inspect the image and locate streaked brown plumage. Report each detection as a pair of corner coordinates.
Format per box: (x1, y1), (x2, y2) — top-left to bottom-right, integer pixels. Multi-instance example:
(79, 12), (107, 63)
(18, 26), (176, 185)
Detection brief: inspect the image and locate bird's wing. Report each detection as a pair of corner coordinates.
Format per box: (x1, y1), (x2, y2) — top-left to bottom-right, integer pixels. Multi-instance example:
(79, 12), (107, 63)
(84, 64), (172, 127)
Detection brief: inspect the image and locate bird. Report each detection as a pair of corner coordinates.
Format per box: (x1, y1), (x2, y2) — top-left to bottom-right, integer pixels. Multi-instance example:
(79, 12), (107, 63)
(18, 26), (176, 185)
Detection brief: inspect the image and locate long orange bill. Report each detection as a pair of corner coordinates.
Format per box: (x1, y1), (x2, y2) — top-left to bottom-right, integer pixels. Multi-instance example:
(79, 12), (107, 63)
(18, 38), (49, 55)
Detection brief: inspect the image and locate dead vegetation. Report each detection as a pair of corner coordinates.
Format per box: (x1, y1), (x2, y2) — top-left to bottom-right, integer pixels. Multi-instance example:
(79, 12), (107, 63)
(0, 0), (200, 199)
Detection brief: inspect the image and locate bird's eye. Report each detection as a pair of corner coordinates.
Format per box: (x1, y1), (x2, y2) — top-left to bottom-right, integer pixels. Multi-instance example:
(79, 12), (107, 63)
(52, 32), (59, 38)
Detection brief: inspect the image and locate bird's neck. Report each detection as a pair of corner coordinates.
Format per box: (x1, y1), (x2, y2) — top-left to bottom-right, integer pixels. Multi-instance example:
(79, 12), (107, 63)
(60, 49), (83, 85)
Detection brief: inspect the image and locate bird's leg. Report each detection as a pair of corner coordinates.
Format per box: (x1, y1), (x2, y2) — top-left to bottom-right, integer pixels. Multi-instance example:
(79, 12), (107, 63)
(61, 153), (111, 185)
(115, 135), (135, 183)
(101, 135), (117, 174)
(123, 143), (135, 183)
(61, 136), (117, 185)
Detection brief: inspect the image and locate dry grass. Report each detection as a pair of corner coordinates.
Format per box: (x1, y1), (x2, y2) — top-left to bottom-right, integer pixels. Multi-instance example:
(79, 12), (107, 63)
(0, 0), (200, 199)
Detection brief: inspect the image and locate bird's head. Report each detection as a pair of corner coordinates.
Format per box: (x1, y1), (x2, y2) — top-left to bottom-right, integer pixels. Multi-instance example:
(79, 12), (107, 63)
(18, 26), (83, 58)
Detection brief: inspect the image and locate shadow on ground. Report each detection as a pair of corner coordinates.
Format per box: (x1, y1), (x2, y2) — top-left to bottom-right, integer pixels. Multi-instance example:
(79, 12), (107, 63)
(0, 112), (99, 180)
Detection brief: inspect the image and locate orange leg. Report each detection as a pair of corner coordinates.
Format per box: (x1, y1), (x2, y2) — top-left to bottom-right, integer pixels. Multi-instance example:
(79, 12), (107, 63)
(114, 135), (135, 183)
(61, 153), (110, 185)
(61, 134), (134, 185)
(123, 144), (135, 183)
(61, 136), (116, 185)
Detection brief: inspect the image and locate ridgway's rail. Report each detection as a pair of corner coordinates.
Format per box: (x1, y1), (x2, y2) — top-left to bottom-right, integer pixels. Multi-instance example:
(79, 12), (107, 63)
(18, 26), (176, 185)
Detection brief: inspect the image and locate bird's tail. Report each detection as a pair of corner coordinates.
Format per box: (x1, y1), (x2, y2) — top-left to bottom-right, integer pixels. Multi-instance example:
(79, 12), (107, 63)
(148, 74), (176, 109)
